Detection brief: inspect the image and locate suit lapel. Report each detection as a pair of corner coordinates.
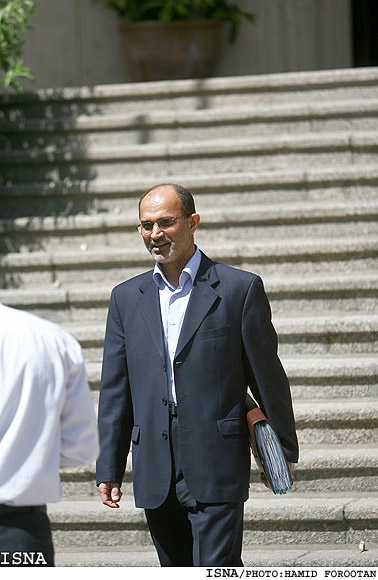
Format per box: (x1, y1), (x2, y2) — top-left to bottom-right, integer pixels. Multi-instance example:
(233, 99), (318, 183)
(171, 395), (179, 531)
(135, 254), (220, 363)
(175, 254), (220, 358)
(136, 273), (166, 364)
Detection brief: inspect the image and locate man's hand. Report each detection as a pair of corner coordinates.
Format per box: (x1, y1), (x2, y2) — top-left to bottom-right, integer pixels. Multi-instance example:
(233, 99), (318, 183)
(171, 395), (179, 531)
(98, 481), (122, 508)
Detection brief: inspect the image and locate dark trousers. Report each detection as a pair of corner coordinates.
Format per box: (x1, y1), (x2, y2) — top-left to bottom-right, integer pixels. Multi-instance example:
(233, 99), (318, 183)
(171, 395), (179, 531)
(145, 415), (244, 567)
(0, 505), (54, 566)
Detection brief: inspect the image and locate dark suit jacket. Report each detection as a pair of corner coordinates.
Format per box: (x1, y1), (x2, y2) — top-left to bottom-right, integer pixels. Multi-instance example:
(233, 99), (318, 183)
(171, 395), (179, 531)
(96, 252), (299, 509)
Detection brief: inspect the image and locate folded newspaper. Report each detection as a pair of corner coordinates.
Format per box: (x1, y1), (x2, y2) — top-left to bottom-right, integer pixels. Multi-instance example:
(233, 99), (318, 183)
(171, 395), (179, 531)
(246, 395), (293, 495)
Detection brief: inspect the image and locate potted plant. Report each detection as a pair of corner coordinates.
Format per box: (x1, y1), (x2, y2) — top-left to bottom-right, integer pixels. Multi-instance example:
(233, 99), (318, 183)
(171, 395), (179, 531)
(101, 0), (254, 82)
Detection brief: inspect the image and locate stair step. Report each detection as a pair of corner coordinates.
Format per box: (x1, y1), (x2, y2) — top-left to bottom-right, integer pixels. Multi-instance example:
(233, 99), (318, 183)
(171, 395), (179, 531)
(275, 313), (378, 356)
(292, 445), (378, 492)
(81, 355), (377, 399)
(2, 67), (378, 119)
(283, 356), (378, 399)
(54, 543), (378, 567)
(1, 237), (377, 288)
(2, 199), (377, 230)
(59, 444), (378, 498)
(2, 272), (378, 323)
(2, 99), (378, 151)
(1, 165), (378, 218)
(1, 199), (377, 253)
(0, 312), (371, 364)
(47, 494), (378, 548)
(293, 399), (378, 444)
(65, 387), (378, 446)
(2, 131), (378, 184)
(60, 313), (378, 361)
(55, 546), (159, 567)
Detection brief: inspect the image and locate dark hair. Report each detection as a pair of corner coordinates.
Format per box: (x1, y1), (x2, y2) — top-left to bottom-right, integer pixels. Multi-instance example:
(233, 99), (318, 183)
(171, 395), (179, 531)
(139, 184), (196, 216)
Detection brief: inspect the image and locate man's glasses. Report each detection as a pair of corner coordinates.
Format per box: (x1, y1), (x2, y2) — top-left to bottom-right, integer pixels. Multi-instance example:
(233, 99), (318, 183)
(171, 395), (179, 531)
(137, 214), (190, 234)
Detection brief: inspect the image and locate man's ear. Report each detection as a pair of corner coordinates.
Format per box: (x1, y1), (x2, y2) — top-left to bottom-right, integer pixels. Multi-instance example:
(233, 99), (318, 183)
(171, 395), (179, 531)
(189, 213), (200, 234)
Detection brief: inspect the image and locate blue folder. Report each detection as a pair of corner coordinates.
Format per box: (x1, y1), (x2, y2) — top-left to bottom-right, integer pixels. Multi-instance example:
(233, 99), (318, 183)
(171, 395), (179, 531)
(246, 397), (293, 495)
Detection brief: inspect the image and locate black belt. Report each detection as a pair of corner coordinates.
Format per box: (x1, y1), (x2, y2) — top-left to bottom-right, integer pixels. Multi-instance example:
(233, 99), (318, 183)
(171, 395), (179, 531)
(169, 403), (178, 416)
(0, 504), (47, 516)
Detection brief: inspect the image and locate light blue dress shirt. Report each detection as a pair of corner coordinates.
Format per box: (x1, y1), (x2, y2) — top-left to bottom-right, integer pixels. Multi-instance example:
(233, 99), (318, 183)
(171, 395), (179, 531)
(153, 247), (202, 404)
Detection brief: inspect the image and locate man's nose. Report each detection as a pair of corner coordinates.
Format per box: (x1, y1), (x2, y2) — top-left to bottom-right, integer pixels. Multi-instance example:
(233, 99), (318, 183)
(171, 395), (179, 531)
(151, 222), (164, 237)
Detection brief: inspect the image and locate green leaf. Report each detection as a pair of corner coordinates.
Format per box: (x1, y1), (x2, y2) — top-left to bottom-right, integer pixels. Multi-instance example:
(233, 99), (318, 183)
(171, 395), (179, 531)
(0, 0), (36, 92)
(101, 0), (254, 38)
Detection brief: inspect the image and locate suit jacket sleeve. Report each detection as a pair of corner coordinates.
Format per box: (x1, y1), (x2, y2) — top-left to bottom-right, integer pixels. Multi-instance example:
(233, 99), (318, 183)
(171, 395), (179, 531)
(96, 288), (133, 485)
(242, 275), (299, 463)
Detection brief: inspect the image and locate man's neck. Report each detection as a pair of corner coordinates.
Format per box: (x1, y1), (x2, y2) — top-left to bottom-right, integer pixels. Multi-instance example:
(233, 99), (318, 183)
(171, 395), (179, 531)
(160, 249), (196, 288)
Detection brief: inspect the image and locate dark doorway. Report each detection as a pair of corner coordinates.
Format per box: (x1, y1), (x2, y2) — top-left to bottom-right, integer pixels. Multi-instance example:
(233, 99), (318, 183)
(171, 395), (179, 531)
(352, 0), (378, 67)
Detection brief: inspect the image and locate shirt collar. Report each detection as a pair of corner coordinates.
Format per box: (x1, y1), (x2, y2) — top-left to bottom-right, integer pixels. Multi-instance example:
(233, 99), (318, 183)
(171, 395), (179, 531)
(153, 247), (201, 290)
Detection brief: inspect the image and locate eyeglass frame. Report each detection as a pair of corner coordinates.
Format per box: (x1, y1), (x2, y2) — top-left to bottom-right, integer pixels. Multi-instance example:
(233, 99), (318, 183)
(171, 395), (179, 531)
(136, 214), (192, 235)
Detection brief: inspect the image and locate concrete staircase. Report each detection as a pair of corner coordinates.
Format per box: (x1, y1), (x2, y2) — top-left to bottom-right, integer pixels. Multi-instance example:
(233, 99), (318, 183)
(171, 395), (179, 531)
(0, 67), (378, 567)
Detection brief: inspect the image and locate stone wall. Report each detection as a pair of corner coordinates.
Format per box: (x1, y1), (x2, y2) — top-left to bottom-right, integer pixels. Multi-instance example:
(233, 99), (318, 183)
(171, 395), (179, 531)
(19, 0), (353, 90)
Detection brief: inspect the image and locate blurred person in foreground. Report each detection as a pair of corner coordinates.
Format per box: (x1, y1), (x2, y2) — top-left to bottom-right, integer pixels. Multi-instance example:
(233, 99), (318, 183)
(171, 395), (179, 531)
(96, 184), (298, 567)
(0, 302), (99, 566)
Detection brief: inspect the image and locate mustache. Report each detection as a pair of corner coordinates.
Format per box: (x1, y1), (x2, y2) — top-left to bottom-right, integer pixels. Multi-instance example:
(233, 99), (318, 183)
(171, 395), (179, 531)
(148, 236), (171, 250)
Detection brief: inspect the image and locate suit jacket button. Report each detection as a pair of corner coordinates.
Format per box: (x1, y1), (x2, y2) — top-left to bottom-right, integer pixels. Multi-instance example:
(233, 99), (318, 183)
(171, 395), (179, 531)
(162, 398), (168, 406)
(162, 432), (168, 440)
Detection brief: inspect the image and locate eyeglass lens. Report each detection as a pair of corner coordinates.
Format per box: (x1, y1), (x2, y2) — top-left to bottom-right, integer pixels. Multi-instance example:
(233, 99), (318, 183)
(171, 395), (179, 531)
(141, 217), (176, 231)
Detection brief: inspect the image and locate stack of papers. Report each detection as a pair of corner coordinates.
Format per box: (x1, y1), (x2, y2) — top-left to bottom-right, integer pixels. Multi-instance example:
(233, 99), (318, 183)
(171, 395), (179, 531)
(254, 420), (293, 495)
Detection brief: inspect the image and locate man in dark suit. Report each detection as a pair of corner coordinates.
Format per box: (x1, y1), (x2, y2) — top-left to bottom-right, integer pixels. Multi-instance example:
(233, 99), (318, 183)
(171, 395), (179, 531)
(96, 183), (298, 567)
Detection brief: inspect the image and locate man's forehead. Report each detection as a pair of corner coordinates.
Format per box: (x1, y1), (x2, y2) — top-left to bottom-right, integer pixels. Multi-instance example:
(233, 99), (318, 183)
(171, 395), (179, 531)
(140, 186), (180, 213)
